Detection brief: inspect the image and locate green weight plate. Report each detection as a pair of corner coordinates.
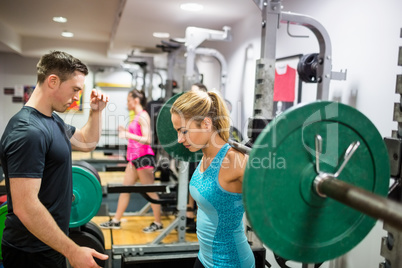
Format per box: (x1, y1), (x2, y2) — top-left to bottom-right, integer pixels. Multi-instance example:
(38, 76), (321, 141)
(0, 204), (7, 260)
(70, 166), (102, 228)
(244, 101), (390, 263)
(156, 93), (203, 162)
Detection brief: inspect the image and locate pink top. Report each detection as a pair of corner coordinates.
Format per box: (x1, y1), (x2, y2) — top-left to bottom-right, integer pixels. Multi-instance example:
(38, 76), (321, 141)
(273, 65), (296, 102)
(126, 110), (154, 161)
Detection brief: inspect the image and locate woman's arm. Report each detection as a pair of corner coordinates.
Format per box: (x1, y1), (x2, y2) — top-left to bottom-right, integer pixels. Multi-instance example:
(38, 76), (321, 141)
(119, 112), (152, 145)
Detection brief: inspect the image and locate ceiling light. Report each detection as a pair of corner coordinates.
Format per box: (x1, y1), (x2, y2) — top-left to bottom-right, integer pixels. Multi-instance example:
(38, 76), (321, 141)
(53, 16), (67, 23)
(180, 3), (204, 12)
(61, 31), (74, 38)
(153, 32), (170, 38)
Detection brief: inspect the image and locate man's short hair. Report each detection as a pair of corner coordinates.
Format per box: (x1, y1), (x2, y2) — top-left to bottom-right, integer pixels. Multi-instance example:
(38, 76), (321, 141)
(36, 51), (88, 84)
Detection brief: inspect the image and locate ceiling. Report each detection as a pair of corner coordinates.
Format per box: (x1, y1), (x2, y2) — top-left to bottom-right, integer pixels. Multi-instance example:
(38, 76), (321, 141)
(0, 0), (259, 67)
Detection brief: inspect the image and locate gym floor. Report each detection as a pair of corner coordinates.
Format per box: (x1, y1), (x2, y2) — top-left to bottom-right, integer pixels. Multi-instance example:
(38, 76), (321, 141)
(81, 150), (199, 268)
(91, 215), (198, 268)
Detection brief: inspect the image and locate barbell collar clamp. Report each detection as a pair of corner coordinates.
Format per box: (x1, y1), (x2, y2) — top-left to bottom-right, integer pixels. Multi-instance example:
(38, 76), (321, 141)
(313, 172), (331, 198)
(334, 141), (360, 178)
(315, 134), (323, 173)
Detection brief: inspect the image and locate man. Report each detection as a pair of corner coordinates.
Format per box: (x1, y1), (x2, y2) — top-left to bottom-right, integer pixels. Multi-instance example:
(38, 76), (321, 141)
(0, 51), (109, 267)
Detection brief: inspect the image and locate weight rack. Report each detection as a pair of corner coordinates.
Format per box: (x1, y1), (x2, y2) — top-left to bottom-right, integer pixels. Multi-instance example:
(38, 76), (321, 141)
(380, 27), (402, 268)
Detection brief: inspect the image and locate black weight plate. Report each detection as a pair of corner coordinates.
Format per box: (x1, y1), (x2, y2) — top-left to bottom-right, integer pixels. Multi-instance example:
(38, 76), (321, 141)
(69, 230), (106, 267)
(81, 221), (105, 248)
(72, 160), (101, 182)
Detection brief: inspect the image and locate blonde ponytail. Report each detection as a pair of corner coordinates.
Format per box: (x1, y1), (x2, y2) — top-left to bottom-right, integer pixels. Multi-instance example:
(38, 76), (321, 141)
(206, 92), (230, 142)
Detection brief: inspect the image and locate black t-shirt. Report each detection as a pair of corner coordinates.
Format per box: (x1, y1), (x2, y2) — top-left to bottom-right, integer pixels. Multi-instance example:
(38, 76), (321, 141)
(0, 106), (76, 252)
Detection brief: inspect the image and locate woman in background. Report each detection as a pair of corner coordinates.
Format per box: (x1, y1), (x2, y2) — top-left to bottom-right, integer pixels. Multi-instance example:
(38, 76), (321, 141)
(100, 89), (163, 233)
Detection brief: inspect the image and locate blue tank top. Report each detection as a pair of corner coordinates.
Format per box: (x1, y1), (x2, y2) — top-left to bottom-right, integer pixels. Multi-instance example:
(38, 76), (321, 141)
(190, 143), (255, 268)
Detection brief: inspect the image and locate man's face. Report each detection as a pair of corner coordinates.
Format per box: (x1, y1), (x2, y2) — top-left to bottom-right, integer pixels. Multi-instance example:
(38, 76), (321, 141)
(53, 71), (85, 113)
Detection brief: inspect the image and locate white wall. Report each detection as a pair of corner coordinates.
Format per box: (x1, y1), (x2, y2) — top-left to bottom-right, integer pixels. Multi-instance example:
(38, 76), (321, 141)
(209, 0), (402, 139)
(0, 52), (39, 135)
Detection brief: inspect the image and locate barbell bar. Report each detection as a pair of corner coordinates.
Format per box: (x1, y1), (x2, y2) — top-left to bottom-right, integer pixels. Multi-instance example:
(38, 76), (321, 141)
(315, 173), (402, 231)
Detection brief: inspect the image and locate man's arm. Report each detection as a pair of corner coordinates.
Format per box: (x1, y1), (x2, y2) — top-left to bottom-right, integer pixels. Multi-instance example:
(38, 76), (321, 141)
(71, 89), (109, 152)
(10, 178), (108, 267)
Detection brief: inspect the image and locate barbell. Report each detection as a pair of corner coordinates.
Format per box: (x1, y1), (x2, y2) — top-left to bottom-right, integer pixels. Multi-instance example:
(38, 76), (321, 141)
(156, 93), (402, 263)
(70, 160), (103, 228)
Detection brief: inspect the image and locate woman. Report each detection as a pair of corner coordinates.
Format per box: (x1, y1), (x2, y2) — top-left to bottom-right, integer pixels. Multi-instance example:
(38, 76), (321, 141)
(100, 89), (163, 233)
(170, 90), (255, 267)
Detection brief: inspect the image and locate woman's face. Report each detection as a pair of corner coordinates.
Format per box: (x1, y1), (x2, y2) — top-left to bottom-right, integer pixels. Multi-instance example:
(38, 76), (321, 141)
(127, 94), (137, 111)
(171, 113), (210, 152)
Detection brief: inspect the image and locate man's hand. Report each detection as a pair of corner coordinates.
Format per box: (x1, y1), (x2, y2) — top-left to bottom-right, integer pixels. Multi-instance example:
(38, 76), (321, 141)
(67, 246), (109, 268)
(89, 89), (109, 112)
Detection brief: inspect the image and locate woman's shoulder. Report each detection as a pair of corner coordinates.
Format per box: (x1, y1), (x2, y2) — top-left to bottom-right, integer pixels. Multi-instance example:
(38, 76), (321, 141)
(226, 146), (247, 162)
(223, 147), (247, 173)
(217, 146), (247, 186)
(138, 110), (151, 123)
